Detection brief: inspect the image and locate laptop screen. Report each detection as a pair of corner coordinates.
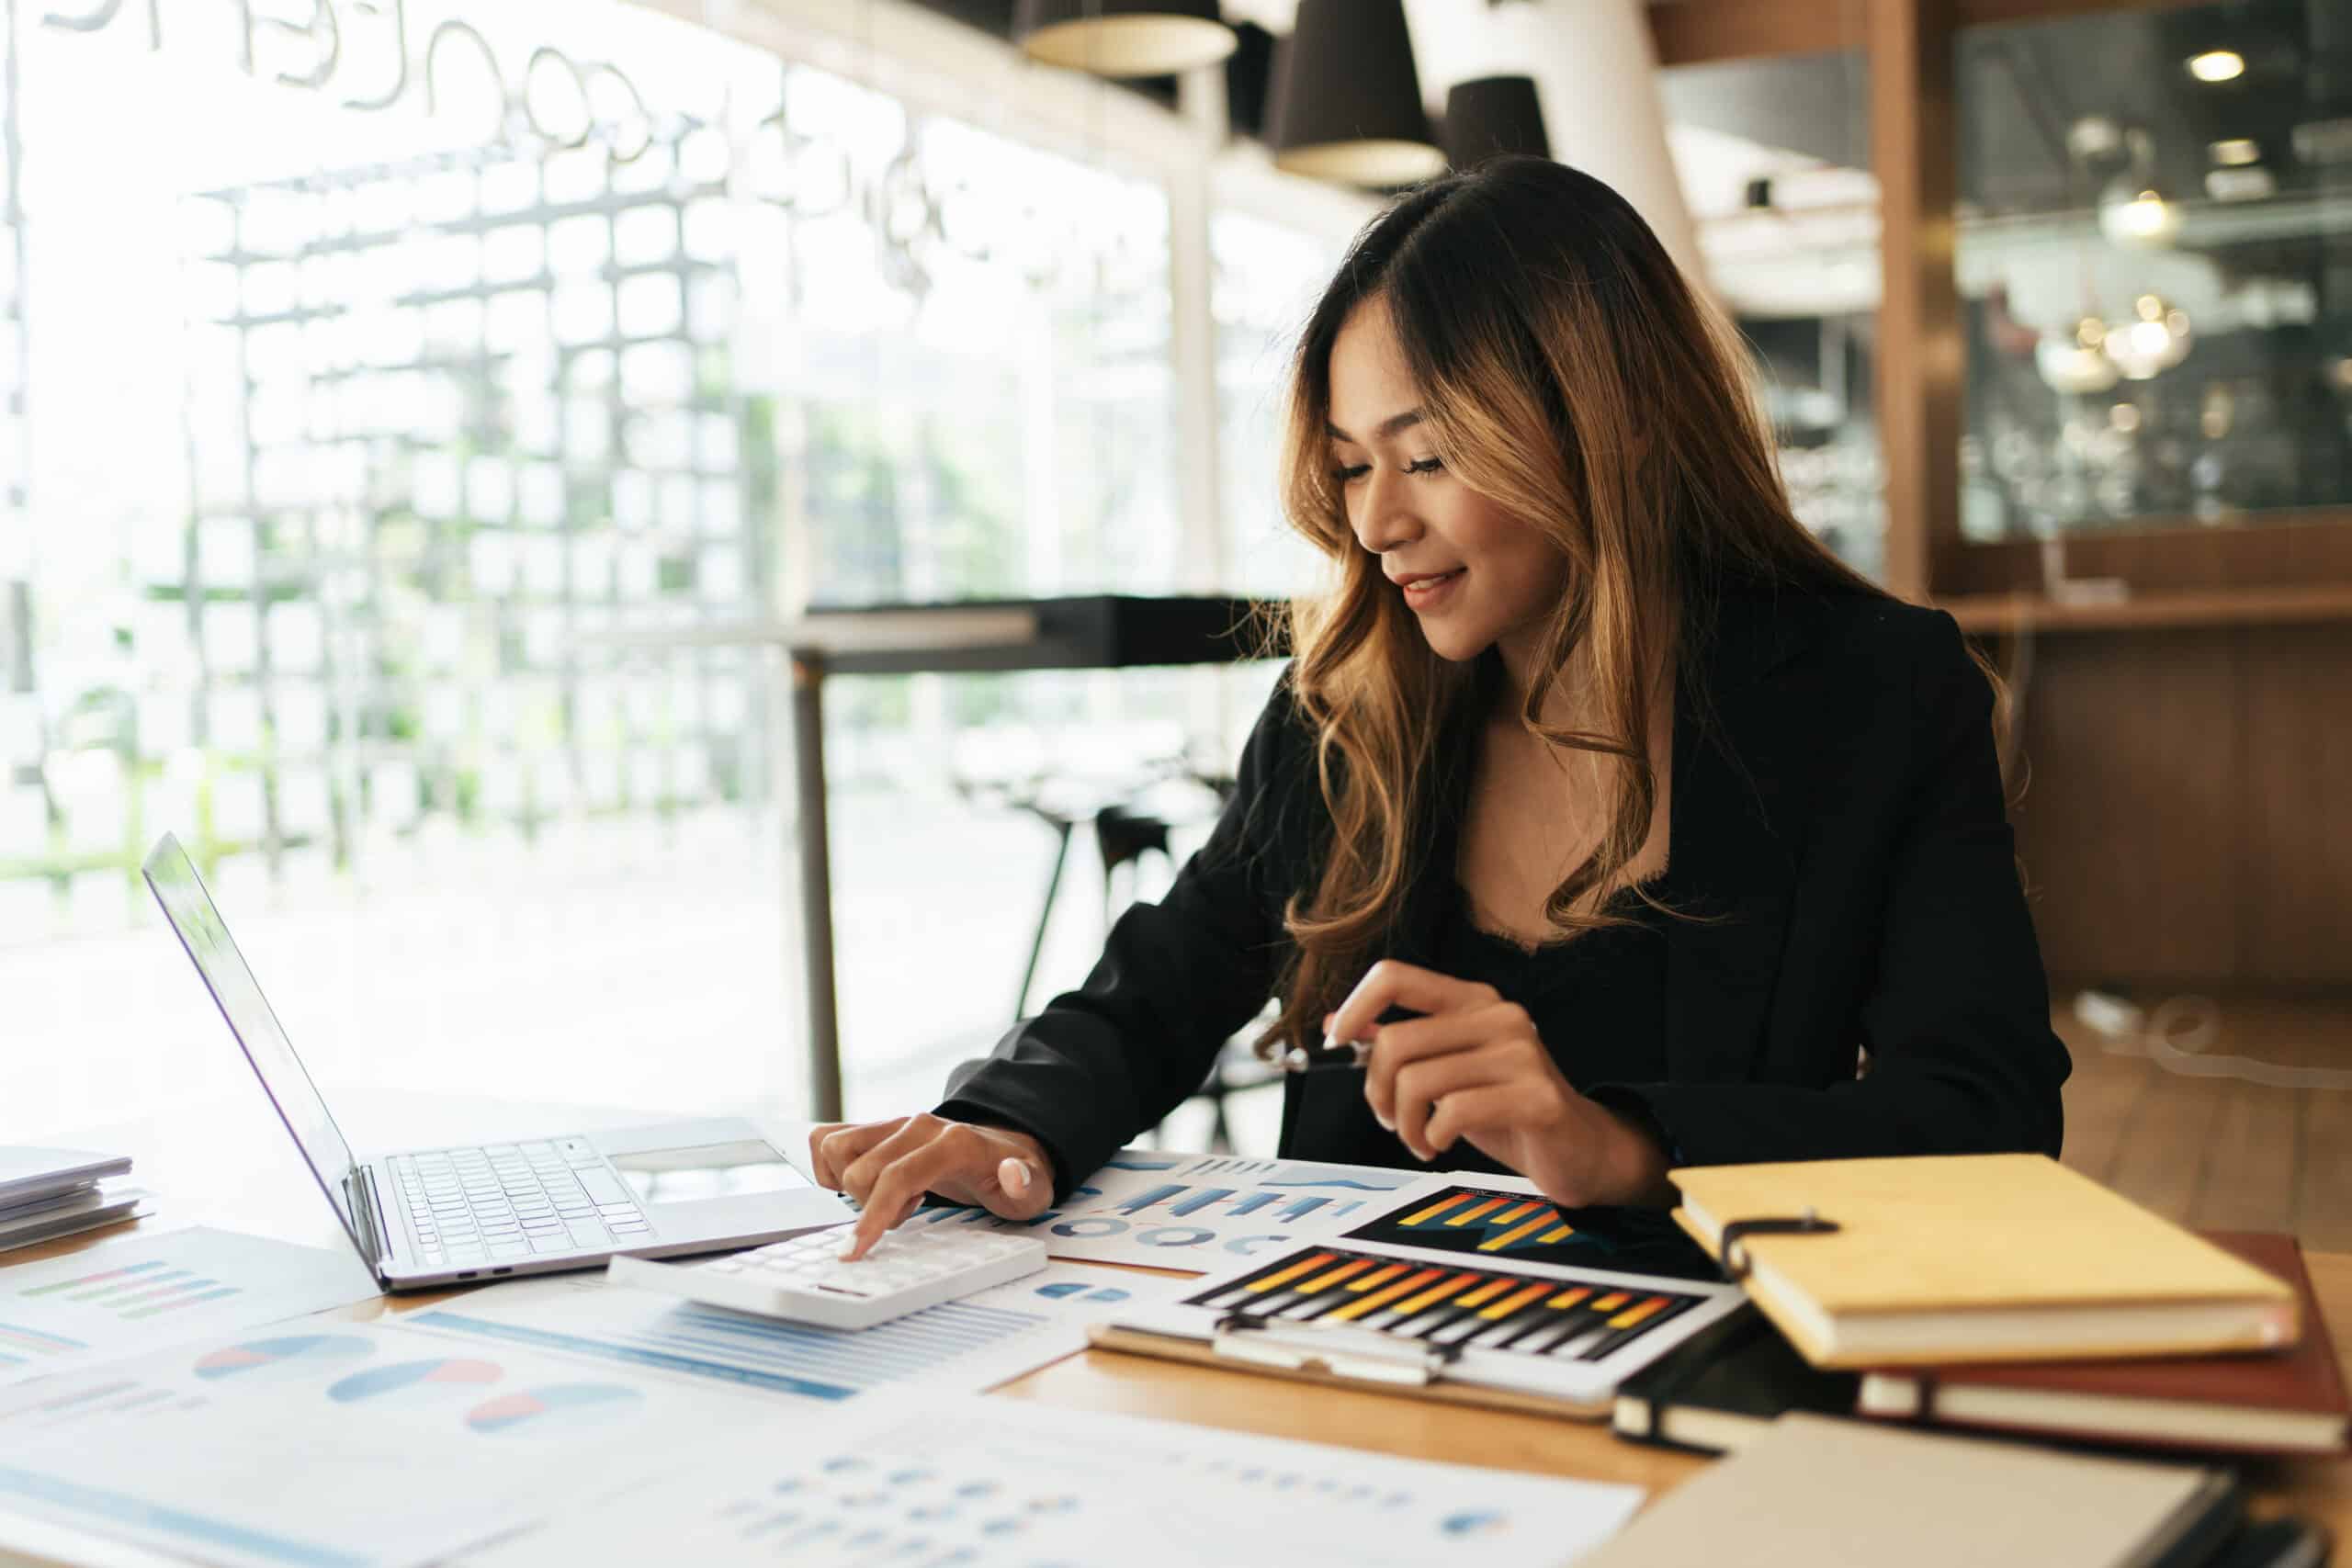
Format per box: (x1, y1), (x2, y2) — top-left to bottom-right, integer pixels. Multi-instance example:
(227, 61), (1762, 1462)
(141, 833), (368, 1260)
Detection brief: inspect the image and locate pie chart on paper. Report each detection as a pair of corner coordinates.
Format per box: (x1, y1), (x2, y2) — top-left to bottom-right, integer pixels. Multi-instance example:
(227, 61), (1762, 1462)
(327, 1358), (503, 1405)
(192, 1335), (374, 1382)
(465, 1382), (643, 1436)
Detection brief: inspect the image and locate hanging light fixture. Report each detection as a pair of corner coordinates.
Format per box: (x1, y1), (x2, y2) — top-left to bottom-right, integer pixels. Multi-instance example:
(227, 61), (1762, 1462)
(2095, 126), (2181, 248)
(2098, 178), (2183, 246)
(1442, 75), (1550, 168)
(1268, 0), (1445, 186)
(2037, 316), (2120, 394)
(2187, 49), (2245, 83)
(2102, 294), (2192, 379)
(1014, 0), (1237, 78)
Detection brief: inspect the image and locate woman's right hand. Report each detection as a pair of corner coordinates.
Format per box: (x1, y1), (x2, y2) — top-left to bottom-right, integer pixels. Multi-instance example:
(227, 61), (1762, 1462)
(808, 1114), (1054, 1260)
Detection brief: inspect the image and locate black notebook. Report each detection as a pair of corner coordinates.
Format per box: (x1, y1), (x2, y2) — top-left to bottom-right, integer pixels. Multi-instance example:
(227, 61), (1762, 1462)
(2202, 1517), (2333, 1568)
(1611, 1304), (1860, 1454)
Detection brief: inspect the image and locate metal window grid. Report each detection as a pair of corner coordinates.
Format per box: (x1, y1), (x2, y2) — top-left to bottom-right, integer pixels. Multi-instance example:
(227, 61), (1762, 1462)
(152, 131), (775, 882)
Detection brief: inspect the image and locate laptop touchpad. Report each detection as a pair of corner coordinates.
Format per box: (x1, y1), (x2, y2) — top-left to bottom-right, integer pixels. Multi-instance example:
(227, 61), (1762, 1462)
(609, 1140), (809, 1206)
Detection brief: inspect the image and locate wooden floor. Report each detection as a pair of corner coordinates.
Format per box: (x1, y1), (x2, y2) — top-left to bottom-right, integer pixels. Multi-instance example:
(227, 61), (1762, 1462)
(2055, 990), (2352, 1252)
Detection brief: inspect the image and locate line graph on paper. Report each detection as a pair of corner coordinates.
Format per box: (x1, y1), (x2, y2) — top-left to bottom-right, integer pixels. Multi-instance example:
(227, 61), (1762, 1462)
(901, 1150), (1420, 1268)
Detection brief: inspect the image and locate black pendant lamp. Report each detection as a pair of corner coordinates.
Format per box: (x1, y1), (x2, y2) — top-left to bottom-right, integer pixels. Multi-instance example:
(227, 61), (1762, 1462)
(1015, 0), (1238, 78)
(1442, 75), (1550, 168)
(1268, 0), (1445, 186)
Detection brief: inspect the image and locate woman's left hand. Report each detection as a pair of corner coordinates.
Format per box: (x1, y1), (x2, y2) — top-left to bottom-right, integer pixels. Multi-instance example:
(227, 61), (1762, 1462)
(1326, 959), (1674, 1208)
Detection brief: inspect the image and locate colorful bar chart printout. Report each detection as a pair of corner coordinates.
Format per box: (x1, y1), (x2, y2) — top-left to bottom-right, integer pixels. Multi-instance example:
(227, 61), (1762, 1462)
(1186, 1245), (1704, 1362)
(1341, 1184), (1722, 1278)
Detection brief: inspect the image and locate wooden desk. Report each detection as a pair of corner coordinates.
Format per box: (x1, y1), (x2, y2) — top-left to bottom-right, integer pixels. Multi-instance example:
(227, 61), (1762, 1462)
(6, 1100), (2348, 1564)
(996, 1256), (2352, 1534)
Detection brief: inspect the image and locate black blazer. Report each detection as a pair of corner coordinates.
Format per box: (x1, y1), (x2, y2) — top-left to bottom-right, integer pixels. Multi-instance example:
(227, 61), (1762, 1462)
(939, 583), (2072, 1200)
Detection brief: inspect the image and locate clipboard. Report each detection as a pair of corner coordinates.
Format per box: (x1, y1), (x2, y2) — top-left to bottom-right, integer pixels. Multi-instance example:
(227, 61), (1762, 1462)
(1088, 1237), (1747, 1422)
(1087, 1317), (1623, 1418)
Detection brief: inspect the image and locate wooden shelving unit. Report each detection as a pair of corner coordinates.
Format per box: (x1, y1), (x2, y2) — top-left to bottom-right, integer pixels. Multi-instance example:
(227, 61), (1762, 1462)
(1939, 584), (2352, 635)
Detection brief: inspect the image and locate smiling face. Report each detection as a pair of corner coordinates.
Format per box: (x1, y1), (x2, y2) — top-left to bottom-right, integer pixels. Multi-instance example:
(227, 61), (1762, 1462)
(1324, 299), (1569, 667)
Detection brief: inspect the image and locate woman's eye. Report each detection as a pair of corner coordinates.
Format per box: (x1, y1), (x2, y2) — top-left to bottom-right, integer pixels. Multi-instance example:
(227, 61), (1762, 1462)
(1405, 456), (1445, 476)
(1331, 463), (1370, 483)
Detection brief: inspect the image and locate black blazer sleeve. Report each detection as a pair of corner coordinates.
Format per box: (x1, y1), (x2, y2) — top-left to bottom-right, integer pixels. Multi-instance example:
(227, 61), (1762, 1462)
(934, 668), (1312, 1198)
(1605, 611), (2070, 1165)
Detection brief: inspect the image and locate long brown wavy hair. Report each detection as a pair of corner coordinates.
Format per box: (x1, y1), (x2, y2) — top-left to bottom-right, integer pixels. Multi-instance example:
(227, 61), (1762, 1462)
(1252, 155), (1895, 1064)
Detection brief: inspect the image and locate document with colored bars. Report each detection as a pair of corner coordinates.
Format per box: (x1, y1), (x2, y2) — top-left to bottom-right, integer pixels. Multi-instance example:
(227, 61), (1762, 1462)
(1337, 1182), (1724, 1280)
(1093, 1216), (1747, 1413)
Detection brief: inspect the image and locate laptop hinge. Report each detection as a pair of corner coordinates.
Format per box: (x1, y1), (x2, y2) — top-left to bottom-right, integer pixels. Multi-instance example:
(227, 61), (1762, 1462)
(346, 1168), (391, 1272)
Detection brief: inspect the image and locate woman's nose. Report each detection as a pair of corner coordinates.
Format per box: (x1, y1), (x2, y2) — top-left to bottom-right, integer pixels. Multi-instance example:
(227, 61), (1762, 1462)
(1352, 470), (1422, 555)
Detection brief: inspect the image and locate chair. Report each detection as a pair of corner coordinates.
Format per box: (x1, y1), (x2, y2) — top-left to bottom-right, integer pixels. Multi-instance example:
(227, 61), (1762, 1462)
(955, 761), (1272, 1153)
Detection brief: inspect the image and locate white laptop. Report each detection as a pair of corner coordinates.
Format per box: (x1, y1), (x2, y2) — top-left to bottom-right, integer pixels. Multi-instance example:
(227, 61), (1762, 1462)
(141, 833), (852, 1291)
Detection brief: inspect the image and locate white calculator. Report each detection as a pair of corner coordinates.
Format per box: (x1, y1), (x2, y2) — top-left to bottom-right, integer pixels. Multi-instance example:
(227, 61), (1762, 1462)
(605, 1224), (1047, 1329)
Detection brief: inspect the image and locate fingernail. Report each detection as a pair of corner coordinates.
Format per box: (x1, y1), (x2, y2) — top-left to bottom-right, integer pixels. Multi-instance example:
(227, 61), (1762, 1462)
(1375, 1111), (1395, 1132)
(1001, 1158), (1031, 1192)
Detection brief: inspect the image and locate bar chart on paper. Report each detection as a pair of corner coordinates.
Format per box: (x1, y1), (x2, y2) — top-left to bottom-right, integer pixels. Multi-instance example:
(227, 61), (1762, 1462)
(1190, 1245), (1711, 1362)
(1340, 1183), (1726, 1278)
(0, 1259), (240, 1371)
(22, 1258), (242, 1319)
(901, 1150), (1420, 1269)
(0, 1227), (378, 1382)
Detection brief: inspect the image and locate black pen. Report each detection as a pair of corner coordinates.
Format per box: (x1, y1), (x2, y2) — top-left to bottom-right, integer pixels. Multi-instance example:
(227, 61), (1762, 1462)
(1277, 1033), (1373, 1075)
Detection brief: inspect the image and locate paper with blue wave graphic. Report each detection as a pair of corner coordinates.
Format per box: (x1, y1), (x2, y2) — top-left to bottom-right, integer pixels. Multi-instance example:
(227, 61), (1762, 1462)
(467, 1387), (1644, 1568)
(900, 1149), (1430, 1270)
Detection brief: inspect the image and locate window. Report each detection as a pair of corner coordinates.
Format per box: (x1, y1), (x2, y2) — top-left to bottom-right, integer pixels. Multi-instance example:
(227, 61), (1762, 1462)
(3, 0), (1343, 1131)
(1214, 208), (1334, 600)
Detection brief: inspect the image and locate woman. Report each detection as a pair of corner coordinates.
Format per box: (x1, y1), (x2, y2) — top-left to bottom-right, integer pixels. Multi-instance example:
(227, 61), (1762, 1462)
(814, 157), (2070, 1260)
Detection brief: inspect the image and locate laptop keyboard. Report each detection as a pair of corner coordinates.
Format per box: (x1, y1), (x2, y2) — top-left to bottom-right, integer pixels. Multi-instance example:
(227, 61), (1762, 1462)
(390, 1137), (650, 1270)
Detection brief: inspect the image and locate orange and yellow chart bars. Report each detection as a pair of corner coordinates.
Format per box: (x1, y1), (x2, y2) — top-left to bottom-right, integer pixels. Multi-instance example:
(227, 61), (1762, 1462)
(1475, 1282), (1556, 1321)
(1394, 1191), (1479, 1227)
(1385, 1270), (1481, 1317)
(1185, 1247), (1700, 1358)
(1322, 1268), (1446, 1323)
(1608, 1295), (1673, 1330)
(1478, 1208), (1570, 1252)
(1439, 1197), (1512, 1229)
(1239, 1253), (1336, 1296)
(1386, 1187), (1579, 1253)
(1291, 1258), (1375, 1294)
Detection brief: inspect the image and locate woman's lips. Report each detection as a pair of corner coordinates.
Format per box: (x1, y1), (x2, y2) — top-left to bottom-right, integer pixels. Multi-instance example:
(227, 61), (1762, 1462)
(1400, 569), (1464, 607)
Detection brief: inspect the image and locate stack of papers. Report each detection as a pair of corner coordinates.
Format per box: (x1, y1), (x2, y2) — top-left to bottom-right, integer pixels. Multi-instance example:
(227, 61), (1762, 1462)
(0, 1147), (148, 1256)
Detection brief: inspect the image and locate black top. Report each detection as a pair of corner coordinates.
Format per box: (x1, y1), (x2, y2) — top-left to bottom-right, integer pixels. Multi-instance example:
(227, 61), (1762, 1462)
(1408, 872), (1674, 1179)
(939, 581), (2072, 1201)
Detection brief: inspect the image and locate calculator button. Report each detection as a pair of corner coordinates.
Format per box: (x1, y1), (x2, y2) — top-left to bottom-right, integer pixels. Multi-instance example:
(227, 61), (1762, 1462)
(605, 1226), (1050, 1329)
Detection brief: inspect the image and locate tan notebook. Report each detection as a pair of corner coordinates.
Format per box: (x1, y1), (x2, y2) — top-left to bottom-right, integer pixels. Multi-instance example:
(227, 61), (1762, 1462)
(1669, 1154), (2299, 1368)
(1575, 1411), (2242, 1568)
(1857, 1231), (2348, 1455)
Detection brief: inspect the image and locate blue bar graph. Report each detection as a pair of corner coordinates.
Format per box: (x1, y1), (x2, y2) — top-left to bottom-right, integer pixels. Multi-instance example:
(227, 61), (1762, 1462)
(1168, 1189), (1235, 1217)
(1228, 1192), (1281, 1216)
(1116, 1184), (1186, 1216)
(1278, 1196), (1329, 1223)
